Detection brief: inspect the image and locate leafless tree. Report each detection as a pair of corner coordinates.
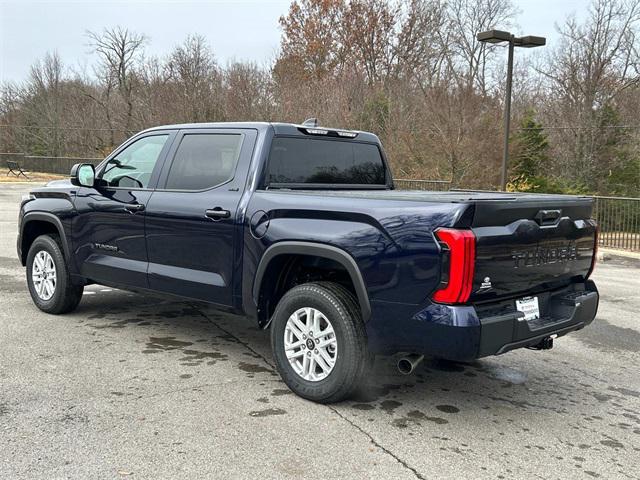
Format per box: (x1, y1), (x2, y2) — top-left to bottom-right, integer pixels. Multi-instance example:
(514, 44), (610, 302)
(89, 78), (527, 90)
(21, 52), (65, 156)
(86, 27), (147, 136)
(166, 34), (223, 122)
(539, 0), (640, 190)
(224, 61), (275, 121)
(447, 0), (516, 94)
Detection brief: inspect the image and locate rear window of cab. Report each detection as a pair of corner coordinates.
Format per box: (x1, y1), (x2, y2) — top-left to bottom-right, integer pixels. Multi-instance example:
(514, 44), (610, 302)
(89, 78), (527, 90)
(266, 137), (386, 186)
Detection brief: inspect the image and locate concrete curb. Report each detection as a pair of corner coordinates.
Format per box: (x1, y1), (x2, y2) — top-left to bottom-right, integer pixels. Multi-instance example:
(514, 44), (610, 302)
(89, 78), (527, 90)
(598, 248), (640, 261)
(598, 248), (640, 269)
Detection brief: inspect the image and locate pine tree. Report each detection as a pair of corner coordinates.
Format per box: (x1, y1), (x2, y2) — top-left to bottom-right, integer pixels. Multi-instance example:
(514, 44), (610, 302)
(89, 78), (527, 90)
(510, 110), (549, 180)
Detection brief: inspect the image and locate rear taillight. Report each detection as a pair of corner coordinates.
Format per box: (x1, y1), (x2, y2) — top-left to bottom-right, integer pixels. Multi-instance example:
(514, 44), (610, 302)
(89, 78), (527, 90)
(432, 228), (476, 304)
(586, 223), (599, 279)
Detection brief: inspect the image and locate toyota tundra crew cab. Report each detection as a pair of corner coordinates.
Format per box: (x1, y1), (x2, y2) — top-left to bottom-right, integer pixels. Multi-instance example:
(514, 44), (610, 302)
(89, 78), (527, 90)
(17, 122), (599, 403)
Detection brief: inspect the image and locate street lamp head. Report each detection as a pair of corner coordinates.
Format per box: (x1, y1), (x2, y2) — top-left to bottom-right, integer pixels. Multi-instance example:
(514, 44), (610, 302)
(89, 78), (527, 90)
(477, 30), (547, 49)
(477, 30), (513, 43)
(516, 35), (546, 48)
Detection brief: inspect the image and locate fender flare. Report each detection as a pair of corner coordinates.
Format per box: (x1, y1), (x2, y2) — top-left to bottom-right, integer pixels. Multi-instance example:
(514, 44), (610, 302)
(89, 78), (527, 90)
(253, 241), (372, 322)
(20, 212), (71, 264)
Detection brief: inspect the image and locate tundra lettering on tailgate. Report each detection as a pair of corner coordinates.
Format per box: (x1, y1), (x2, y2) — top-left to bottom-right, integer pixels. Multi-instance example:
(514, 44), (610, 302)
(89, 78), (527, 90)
(512, 243), (578, 268)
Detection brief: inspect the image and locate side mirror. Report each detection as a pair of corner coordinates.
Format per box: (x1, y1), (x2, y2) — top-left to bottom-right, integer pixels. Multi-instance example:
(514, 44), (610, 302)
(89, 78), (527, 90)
(70, 163), (95, 187)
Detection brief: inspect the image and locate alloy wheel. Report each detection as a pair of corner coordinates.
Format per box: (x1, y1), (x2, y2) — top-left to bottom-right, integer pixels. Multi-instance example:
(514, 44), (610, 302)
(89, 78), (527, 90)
(284, 307), (338, 381)
(32, 250), (57, 301)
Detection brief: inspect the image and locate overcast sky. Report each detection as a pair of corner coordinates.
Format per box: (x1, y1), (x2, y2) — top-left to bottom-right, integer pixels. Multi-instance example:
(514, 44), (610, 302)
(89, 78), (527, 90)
(1, 0), (591, 84)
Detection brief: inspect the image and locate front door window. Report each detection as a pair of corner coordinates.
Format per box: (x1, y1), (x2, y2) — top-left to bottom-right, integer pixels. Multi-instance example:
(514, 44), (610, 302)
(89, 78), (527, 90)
(101, 134), (169, 188)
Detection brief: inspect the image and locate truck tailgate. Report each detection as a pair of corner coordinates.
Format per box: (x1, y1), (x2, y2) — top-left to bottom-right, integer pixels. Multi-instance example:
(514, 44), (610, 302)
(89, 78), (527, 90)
(468, 196), (597, 302)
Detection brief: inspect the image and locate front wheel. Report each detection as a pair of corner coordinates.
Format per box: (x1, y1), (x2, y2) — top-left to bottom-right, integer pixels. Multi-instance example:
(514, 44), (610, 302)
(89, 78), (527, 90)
(270, 282), (368, 403)
(26, 234), (83, 314)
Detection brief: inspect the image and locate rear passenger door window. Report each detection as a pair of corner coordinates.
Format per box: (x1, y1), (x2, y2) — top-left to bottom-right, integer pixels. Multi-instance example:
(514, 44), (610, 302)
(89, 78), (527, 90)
(164, 133), (243, 190)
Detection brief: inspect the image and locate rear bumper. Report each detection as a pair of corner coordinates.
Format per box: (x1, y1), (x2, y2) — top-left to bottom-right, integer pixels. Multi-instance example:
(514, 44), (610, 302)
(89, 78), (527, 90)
(477, 283), (598, 357)
(366, 281), (599, 360)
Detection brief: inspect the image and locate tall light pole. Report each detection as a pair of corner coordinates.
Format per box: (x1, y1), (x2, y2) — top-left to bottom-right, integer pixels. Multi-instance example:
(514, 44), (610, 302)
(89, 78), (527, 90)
(477, 30), (546, 191)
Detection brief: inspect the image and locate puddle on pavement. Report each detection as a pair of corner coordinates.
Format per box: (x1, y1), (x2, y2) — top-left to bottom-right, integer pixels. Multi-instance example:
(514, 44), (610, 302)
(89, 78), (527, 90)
(249, 408), (287, 417)
(380, 399), (402, 415)
(179, 349), (228, 366)
(140, 335), (229, 366)
(143, 337), (194, 352)
(590, 392), (616, 402)
(153, 307), (199, 319)
(608, 386), (640, 398)
(92, 318), (153, 329)
(392, 410), (449, 428)
(271, 388), (293, 396)
(352, 403), (375, 411)
(180, 349), (227, 360)
(436, 404), (460, 414)
(238, 362), (273, 374)
(407, 410), (427, 420)
(600, 438), (624, 449)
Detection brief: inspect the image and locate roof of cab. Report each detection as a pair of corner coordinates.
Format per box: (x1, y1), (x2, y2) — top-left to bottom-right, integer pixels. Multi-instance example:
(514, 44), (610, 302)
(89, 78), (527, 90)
(141, 121), (380, 143)
(143, 121), (271, 133)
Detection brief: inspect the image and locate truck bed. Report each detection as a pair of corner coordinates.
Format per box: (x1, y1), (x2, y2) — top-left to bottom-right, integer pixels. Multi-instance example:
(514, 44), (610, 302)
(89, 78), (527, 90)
(261, 187), (597, 303)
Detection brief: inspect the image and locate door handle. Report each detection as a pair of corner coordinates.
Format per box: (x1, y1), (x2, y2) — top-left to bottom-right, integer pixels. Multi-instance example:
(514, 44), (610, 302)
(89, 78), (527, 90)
(205, 207), (231, 220)
(124, 203), (145, 213)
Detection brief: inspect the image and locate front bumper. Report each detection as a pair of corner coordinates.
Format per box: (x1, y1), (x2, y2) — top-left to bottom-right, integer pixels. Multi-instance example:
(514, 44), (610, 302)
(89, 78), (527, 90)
(366, 280), (599, 360)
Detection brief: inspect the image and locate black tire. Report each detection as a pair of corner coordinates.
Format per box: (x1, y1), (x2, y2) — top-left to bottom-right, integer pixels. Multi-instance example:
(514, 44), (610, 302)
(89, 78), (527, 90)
(270, 281), (368, 403)
(26, 234), (83, 314)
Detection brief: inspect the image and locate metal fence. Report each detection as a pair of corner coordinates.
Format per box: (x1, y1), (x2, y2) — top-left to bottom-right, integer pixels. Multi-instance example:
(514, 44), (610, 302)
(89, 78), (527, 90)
(394, 179), (451, 191)
(394, 178), (640, 252)
(592, 196), (640, 252)
(1, 153), (101, 175)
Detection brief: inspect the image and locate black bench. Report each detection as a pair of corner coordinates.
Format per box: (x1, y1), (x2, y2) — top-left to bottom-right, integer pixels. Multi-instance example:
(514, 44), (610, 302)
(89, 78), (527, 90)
(6, 160), (29, 179)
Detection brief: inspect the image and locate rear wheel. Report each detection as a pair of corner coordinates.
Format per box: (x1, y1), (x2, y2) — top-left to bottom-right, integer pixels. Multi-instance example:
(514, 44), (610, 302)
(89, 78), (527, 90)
(270, 282), (367, 403)
(26, 234), (83, 314)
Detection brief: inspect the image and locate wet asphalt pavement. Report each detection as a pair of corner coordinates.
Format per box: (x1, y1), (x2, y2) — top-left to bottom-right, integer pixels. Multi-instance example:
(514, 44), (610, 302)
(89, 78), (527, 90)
(0, 183), (638, 479)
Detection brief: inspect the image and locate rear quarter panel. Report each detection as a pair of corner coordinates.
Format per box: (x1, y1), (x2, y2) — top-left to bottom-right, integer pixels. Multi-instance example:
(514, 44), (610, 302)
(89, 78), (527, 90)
(243, 190), (468, 310)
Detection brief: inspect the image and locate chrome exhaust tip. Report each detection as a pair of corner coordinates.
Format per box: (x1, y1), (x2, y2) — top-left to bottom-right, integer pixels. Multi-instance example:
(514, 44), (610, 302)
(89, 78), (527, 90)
(397, 354), (425, 375)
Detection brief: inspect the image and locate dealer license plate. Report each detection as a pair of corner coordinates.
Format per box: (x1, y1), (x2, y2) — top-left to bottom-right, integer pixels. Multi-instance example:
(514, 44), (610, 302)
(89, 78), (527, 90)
(516, 296), (540, 321)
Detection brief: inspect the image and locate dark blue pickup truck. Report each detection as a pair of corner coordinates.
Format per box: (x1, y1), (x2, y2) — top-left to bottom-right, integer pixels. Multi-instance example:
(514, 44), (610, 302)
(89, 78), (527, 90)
(17, 121), (599, 402)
